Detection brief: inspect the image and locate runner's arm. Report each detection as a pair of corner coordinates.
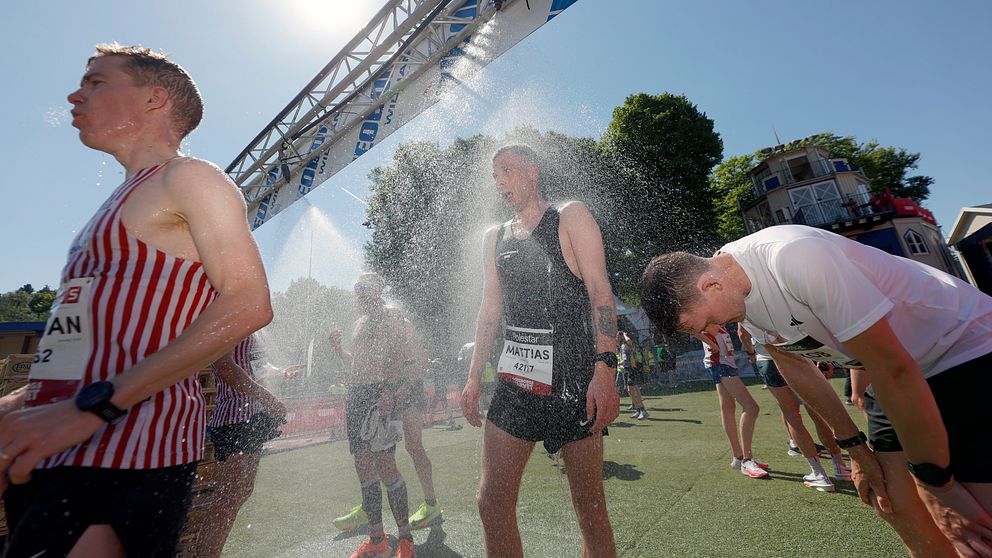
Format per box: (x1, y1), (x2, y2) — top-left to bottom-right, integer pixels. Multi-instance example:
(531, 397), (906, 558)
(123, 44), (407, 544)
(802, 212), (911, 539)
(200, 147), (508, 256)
(0, 159), (272, 487)
(0, 386), (27, 420)
(560, 202), (620, 431)
(839, 318), (948, 468)
(463, 226), (503, 427)
(767, 344), (891, 513)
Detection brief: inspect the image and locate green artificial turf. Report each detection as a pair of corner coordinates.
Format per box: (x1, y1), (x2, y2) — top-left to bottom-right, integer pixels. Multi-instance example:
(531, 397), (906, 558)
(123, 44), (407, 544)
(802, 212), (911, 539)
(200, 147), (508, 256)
(223, 379), (907, 557)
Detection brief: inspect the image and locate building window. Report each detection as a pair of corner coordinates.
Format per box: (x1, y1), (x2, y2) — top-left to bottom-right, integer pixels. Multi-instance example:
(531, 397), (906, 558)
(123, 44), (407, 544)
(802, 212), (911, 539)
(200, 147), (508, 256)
(904, 229), (929, 255)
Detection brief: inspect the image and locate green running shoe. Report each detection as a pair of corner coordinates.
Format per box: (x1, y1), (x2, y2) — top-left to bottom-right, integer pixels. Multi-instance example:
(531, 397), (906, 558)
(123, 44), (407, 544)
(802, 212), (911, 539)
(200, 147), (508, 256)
(408, 501), (443, 530)
(332, 504), (369, 531)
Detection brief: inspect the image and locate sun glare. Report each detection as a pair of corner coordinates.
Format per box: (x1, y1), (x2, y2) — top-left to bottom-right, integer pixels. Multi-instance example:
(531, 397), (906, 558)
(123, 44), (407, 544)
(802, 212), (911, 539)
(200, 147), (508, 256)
(281, 0), (381, 43)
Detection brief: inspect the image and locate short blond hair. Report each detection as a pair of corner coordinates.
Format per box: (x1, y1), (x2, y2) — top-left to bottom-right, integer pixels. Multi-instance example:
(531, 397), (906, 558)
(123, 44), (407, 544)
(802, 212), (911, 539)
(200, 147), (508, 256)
(89, 43), (203, 139)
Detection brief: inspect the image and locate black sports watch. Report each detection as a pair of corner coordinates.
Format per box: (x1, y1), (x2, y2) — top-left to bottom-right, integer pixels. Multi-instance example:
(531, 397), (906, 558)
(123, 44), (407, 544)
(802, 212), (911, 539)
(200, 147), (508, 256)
(75, 381), (127, 424)
(907, 462), (953, 487)
(592, 352), (618, 368)
(835, 431), (868, 449)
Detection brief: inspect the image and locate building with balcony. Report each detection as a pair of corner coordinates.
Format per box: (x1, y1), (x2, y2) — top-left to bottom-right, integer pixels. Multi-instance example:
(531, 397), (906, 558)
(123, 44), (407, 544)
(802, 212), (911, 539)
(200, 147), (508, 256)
(739, 144), (962, 277)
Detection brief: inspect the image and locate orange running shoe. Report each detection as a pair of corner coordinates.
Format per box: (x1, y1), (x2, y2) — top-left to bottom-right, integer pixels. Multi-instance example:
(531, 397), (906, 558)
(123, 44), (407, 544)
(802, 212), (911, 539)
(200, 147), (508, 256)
(350, 536), (391, 558)
(395, 537), (416, 558)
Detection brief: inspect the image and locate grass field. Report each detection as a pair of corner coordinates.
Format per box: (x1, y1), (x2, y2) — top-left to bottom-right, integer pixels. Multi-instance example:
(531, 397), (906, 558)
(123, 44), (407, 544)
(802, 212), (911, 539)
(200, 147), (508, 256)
(223, 379), (908, 557)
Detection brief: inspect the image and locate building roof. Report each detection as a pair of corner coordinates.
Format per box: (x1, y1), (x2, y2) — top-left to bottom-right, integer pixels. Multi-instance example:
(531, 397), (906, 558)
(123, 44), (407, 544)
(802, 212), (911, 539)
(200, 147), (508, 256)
(0, 321), (46, 333)
(948, 204), (992, 244)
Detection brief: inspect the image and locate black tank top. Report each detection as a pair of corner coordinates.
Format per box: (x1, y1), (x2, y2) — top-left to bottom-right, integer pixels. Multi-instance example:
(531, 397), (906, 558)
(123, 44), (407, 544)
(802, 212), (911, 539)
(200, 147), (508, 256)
(495, 206), (595, 402)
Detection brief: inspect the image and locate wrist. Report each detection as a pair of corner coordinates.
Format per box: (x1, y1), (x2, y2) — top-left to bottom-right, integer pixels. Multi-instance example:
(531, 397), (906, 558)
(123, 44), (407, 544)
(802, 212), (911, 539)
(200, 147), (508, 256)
(835, 430), (868, 449)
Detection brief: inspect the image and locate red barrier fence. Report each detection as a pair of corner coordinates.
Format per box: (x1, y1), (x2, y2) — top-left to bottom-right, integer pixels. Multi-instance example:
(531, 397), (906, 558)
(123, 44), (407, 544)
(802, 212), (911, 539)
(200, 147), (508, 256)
(279, 384), (463, 442)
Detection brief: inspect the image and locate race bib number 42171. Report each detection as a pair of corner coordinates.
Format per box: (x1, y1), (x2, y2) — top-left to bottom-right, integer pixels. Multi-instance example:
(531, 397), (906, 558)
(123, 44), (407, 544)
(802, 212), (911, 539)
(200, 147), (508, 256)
(497, 326), (554, 396)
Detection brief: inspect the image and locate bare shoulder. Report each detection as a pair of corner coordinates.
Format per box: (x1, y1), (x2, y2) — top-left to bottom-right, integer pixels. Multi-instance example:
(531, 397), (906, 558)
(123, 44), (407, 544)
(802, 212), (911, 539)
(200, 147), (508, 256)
(162, 157), (244, 204)
(558, 200), (596, 225)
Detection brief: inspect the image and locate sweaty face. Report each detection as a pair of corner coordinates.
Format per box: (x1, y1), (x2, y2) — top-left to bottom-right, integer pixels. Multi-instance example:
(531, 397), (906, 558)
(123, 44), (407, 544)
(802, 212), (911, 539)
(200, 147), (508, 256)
(492, 153), (537, 209)
(67, 56), (148, 151)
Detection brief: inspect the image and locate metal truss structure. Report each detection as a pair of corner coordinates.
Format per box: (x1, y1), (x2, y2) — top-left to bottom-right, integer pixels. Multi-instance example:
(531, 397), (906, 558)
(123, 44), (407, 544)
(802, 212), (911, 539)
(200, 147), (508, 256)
(226, 0), (511, 219)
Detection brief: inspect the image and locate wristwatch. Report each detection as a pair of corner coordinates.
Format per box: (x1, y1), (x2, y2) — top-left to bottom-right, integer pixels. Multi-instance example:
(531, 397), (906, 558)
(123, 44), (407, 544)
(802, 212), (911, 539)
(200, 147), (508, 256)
(592, 352), (618, 368)
(907, 462), (953, 487)
(835, 431), (868, 449)
(75, 381), (127, 424)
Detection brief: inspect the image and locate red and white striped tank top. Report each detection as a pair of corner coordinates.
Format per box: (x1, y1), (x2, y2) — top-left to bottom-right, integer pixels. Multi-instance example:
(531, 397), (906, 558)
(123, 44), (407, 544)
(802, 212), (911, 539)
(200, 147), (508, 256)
(26, 162), (217, 469)
(208, 334), (263, 427)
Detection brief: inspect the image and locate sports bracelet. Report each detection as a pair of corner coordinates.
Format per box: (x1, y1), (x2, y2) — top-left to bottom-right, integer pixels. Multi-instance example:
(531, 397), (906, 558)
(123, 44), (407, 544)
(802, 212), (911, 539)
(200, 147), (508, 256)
(835, 431), (868, 449)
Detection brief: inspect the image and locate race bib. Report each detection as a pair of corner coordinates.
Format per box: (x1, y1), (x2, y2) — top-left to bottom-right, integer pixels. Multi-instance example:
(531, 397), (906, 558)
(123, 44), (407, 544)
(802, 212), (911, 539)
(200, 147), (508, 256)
(497, 326), (553, 395)
(772, 335), (863, 368)
(26, 278), (93, 405)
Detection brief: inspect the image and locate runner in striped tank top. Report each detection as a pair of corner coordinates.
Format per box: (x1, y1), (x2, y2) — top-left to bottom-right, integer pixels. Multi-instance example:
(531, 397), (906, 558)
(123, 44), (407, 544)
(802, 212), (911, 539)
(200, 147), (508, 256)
(0, 45), (272, 558)
(196, 334), (286, 558)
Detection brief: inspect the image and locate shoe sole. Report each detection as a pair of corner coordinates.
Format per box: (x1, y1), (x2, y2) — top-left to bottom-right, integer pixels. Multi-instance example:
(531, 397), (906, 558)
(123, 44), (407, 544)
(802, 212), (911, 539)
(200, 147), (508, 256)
(804, 482), (836, 492)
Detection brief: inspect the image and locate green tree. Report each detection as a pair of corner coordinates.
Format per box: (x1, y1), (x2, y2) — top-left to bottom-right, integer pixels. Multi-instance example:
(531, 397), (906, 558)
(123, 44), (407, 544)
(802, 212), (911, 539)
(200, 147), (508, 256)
(0, 285), (56, 322)
(601, 93), (724, 300)
(709, 153), (759, 242)
(364, 128), (628, 351)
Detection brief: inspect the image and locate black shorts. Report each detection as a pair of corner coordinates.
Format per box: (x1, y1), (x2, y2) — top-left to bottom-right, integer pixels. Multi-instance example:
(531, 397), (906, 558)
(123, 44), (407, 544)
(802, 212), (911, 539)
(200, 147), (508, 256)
(624, 368), (648, 387)
(3, 463), (196, 558)
(864, 351), (992, 482)
(755, 359), (788, 388)
(487, 379), (606, 454)
(209, 412), (283, 461)
(346, 383), (396, 455)
(397, 379), (426, 412)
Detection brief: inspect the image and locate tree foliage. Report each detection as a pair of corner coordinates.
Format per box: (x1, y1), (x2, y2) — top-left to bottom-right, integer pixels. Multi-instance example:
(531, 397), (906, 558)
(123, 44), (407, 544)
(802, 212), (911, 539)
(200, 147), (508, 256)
(0, 285), (56, 322)
(601, 93), (724, 298)
(363, 93), (725, 348)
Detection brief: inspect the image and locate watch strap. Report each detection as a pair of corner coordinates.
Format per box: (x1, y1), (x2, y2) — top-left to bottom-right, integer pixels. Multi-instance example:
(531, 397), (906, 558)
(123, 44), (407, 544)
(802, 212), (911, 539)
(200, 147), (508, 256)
(835, 431), (868, 449)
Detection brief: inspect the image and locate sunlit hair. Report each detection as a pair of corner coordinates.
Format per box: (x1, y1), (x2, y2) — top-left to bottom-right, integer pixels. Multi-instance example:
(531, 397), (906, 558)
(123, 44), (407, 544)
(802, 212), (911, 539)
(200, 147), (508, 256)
(640, 252), (712, 336)
(493, 144), (540, 172)
(89, 43), (203, 139)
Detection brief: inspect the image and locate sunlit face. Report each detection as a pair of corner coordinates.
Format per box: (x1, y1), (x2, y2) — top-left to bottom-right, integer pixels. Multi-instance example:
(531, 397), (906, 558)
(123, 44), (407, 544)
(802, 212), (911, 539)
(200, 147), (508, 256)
(492, 153), (538, 210)
(66, 56), (148, 151)
(676, 293), (739, 335)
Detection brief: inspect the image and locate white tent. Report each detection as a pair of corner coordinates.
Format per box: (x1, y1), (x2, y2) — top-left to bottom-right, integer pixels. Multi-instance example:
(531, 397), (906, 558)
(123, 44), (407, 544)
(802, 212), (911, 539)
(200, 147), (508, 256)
(615, 296), (653, 345)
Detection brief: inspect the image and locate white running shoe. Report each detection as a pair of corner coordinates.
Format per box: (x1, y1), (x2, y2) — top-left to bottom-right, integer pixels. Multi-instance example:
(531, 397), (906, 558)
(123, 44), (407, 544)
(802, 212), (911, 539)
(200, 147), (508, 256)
(786, 444), (802, 457)
(803, 471), (836, 492)
(637, 409), (650, 419)
(730, 457), (742, 469)
(741, 459), (769, 478)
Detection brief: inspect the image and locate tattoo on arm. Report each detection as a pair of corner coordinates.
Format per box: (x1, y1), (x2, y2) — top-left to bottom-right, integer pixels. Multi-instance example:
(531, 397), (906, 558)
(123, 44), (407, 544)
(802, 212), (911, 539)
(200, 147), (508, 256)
(594, 304), (618, 339)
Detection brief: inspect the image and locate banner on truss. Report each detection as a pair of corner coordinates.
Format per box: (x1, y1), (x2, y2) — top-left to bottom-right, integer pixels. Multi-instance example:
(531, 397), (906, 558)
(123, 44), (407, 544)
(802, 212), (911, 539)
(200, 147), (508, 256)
(249, 0), (578, 229)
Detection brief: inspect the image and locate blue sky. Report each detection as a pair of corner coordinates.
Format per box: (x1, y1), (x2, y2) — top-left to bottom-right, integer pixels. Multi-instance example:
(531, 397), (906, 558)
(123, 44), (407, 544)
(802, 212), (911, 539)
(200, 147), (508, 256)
(2, 0), (990, 293)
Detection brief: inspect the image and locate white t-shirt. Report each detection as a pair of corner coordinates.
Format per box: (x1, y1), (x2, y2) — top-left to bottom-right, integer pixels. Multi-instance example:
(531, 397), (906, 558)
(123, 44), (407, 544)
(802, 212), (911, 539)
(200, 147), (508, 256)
(719, 225), (992, 378)
(701, 331), (736, 368)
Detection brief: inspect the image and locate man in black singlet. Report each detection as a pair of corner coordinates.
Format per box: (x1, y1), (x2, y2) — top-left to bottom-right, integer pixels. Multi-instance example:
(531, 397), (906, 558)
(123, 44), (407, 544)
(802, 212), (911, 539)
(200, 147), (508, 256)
(461, 144), (620, 558)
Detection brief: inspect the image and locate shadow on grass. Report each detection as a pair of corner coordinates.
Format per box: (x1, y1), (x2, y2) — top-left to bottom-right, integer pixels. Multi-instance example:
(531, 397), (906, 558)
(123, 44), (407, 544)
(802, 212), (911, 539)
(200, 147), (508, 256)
(603, 460), (644, 481)
(415, 524), (464, 558)
(767, 470), (860, 497)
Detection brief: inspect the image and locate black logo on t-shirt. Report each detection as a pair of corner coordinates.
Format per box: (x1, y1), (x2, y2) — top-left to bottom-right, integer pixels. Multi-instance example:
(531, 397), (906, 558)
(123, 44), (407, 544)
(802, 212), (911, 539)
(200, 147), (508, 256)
(789, 315), (804, 327)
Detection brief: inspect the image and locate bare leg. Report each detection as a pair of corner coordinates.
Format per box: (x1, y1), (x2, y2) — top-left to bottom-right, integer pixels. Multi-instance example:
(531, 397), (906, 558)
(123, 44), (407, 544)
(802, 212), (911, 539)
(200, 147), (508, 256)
(401, 406), (435, 502)
(874, 451), (956, 558)
(628, 385), (644, 411)
(477, 421), (535, 558)
(194, 452), (263, 558)
(67, 525), (126, 558)
(561, 433), (617, 558)
(715, 383), (743, 458)
(768, 386), (818, 458)
(719, 376), (760, 459)
(354, 448), (387, 540)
